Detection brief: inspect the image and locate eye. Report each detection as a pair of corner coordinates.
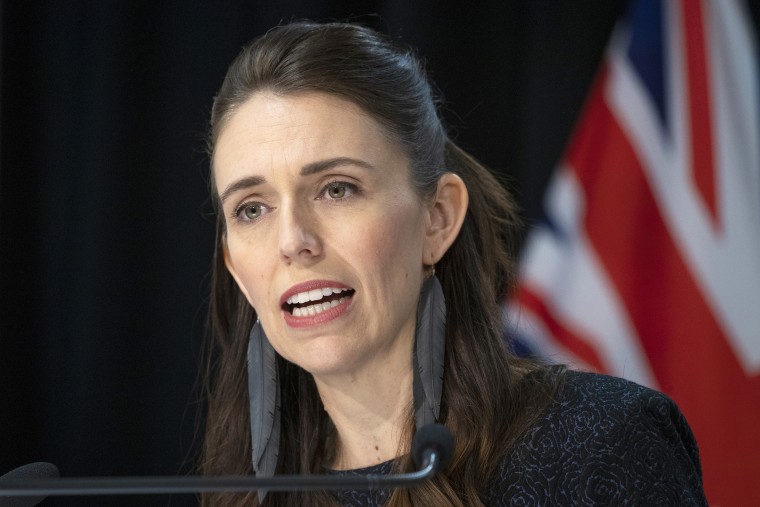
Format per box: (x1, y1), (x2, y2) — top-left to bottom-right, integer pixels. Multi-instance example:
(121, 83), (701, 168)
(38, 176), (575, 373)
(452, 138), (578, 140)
(327, 183), (346, 199)
(233, 201), (269, 222)
(321, 181), (357, 200)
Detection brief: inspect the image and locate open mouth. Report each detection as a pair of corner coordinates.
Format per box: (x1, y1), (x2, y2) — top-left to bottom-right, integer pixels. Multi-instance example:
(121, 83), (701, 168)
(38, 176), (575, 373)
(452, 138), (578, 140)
(282, 287), (355, 317)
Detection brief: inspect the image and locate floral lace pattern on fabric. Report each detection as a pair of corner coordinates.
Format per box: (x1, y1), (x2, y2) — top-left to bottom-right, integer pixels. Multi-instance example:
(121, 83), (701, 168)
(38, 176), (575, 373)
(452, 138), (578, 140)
(331, 371), (706, 506)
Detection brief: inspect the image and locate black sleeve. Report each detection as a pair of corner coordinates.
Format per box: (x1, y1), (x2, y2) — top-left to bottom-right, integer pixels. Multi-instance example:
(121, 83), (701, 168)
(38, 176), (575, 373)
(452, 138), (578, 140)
(482, 372), (707, 506)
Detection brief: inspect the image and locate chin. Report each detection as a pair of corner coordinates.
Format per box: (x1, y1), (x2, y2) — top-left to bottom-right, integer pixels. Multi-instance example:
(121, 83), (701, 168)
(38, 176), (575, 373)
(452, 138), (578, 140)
(292, 348), (360, 378)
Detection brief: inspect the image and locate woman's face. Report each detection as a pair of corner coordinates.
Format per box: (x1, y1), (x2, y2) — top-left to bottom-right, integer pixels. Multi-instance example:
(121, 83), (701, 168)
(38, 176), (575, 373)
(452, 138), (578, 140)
(214, 92), (432, 378)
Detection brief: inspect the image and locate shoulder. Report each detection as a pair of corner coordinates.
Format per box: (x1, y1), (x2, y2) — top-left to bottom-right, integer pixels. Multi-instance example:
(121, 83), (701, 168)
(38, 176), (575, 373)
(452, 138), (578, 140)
(483, 370), (707, 506)
(550, 370), (693, 434)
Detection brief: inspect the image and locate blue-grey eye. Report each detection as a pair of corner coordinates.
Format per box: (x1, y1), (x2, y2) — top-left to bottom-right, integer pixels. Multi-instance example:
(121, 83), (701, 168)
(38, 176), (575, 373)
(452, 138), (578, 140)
(327, 182), (347, 199)
(242, 204), (262, 219)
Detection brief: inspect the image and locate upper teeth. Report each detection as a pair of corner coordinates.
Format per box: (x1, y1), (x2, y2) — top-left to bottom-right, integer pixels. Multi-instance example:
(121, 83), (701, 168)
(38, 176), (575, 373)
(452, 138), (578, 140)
(286, 287), (350, 305)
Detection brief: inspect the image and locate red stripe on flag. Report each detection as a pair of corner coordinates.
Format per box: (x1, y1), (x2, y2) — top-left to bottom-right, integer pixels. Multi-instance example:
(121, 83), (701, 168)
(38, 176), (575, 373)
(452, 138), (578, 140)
(514, 284), (606, 372)
(681, 0), (719, 226)
(565, 66), (760, 505)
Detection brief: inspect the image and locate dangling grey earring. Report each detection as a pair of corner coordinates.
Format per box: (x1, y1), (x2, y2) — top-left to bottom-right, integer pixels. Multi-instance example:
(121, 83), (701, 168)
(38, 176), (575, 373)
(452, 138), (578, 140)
(413, 273), (446, 429)
(247, 319), (280, 503)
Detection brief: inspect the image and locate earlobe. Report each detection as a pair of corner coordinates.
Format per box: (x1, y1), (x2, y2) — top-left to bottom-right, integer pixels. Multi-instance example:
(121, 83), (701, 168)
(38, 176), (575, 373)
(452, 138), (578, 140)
(424, 173), (469, 264)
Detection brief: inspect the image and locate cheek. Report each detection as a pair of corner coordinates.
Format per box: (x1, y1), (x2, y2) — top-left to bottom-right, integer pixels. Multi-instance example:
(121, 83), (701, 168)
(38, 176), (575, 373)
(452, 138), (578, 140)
(226, 238), (272, 308)
(351, 206), (425, 275)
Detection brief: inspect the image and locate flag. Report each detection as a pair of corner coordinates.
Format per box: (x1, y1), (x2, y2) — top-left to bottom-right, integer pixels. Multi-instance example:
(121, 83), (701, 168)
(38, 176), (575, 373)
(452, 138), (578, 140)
(508, 0), (760, 504)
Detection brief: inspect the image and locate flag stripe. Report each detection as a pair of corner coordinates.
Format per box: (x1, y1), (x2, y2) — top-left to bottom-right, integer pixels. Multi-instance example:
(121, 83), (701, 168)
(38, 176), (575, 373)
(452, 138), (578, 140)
(516, 169), (659, 386)
(681, 0), (719, 225)
(569, 70), (721, 392)
(626, 0), (668, 132)
(515, 284), (606, 372)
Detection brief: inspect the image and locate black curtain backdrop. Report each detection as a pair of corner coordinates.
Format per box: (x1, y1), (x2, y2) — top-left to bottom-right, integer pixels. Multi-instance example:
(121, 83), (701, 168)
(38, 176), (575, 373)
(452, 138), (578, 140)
(1, 2), (756, 506)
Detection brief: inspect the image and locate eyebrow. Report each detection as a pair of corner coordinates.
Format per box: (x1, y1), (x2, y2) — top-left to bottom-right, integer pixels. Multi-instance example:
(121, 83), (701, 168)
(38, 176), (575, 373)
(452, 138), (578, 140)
(219, 157), (375, 204)
(300, 157), (375, 176)
(219, 175), (265, 205)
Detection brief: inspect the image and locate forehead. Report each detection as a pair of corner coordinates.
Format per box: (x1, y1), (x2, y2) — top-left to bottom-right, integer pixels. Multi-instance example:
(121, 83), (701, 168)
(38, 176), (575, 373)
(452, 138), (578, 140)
(212, 92), (400, 182)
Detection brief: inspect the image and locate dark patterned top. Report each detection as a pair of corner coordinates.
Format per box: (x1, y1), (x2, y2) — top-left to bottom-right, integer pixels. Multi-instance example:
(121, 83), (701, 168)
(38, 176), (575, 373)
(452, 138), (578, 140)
(330, 371), (707, 506)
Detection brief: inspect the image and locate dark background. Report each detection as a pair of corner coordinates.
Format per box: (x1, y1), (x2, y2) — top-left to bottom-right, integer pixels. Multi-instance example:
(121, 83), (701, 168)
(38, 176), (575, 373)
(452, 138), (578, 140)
(1, 2), (757, 506)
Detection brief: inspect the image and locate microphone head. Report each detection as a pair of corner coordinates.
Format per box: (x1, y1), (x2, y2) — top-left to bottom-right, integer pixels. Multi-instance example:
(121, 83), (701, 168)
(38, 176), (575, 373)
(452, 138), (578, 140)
(411, 423), (455, 472)
(0, 462), (59, 481)
(0, 462), (59, 507)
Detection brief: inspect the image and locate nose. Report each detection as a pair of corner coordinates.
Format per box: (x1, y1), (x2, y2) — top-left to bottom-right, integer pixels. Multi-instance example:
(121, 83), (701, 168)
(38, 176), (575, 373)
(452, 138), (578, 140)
(278, 203), (322, 264)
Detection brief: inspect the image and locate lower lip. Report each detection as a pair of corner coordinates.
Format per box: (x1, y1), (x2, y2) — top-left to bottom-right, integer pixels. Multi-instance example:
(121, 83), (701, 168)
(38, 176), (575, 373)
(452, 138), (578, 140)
(282, 296), (352, 328)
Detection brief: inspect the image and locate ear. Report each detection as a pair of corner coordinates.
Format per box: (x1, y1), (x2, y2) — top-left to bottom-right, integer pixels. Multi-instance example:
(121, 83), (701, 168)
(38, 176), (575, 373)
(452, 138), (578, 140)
(222, 239), (256, 307)
(423, 172), (468, 265)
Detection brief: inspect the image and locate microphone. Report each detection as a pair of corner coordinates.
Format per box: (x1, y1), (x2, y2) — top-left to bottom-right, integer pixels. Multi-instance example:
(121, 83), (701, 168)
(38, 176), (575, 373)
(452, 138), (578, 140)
(0, 462), (59, 507)
(0, 424), (454, 498)
(411, 423), (454, 471)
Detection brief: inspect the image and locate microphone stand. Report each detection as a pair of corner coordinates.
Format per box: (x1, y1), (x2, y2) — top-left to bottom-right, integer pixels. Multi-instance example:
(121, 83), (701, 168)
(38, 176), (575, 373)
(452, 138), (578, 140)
(0, 451), (442, 497)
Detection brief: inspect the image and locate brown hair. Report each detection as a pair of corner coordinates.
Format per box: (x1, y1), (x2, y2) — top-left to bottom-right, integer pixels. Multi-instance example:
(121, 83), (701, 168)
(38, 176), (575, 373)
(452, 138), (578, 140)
(201, 21), (564, 506)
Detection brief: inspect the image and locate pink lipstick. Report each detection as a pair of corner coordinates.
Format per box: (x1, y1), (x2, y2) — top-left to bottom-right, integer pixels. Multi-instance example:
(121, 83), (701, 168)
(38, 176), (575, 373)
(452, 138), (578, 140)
(281, 280), (355, 328)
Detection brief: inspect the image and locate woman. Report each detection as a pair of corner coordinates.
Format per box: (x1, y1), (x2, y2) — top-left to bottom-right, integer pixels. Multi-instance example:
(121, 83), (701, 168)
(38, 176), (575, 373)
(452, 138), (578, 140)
(201, 21), (706, 506)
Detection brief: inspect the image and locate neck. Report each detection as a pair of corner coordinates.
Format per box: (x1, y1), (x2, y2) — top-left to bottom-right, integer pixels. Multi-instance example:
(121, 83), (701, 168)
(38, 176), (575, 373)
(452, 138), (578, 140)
(314, 354), (414, 470)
